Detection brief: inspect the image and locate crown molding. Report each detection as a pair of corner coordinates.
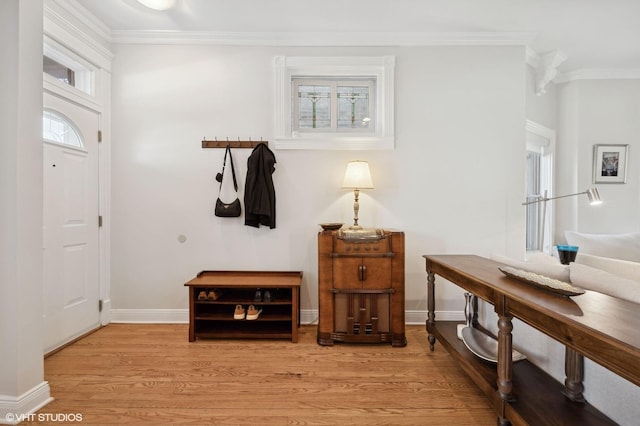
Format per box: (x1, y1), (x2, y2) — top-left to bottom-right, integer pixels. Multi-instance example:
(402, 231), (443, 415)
(536, 50), (567, 95)
(525, 46), (540, 68)
(110, 29), (536, 46)
(555, 68), (640, 83)
(44, 0), (114, 68)
(47, 0), (112, 47)
(526, 48), (567, 95)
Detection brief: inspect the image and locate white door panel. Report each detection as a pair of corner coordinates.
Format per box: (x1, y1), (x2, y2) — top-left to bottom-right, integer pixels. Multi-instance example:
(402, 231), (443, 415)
(43, 93), (100, 353)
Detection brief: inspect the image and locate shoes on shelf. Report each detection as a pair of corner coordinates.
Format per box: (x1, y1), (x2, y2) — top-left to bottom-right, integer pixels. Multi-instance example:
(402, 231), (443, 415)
(254, 289), (262, 302)
(197, 291), (208, 301)
(207, 289), (222, 300)
(263, 290), (272, 302)
(246, 305), (263, 320)
(233, 304), (246, 320)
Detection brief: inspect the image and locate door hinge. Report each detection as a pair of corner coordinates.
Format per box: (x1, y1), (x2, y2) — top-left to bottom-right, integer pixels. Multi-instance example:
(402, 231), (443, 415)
(98, 130), (102, 142)
(98, 215), (103, 227)
(99, 299), (103, 313)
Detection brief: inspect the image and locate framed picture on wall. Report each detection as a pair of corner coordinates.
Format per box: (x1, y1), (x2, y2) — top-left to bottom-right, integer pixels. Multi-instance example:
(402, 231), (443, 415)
(593, 144), (628, 184)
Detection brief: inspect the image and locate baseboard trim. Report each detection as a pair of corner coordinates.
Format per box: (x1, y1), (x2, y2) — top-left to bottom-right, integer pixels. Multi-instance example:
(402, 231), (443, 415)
(109, 308), (463, 325)
(110, 309), (188, 323)
(0, 382), (53, 425)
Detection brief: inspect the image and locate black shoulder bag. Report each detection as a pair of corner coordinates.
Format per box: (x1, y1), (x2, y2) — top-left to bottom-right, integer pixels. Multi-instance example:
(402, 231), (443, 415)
(214, 145), (242, 217)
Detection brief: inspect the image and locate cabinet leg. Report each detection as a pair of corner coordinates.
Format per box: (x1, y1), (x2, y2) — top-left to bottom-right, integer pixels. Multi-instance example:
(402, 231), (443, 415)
(427, 270), (436, 351)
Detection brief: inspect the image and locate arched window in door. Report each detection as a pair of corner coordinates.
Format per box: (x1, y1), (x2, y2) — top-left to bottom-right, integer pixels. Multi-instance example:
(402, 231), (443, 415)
(42, 109), (84, 149)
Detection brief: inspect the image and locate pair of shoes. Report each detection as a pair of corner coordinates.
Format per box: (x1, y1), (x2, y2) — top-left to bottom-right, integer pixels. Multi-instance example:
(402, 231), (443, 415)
(233, 304), (263, 320)
(198, 289), (223, 301)
(253, 290), (274, 302)
(246, 305), (263, 320)
(234, 304), (246, 320)
(207, 289), (222, 300)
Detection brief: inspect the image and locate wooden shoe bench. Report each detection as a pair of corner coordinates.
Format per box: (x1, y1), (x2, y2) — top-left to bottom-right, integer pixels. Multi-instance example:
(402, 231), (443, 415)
(184, 270), (302, 342)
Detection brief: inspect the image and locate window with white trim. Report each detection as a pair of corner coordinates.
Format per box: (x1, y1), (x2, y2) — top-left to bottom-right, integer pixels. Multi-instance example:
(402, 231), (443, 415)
(525, 121), (555, 253)
(275, 56), (395, 150)
(293, 77), (375, 132)
(43, 36), (95, 97)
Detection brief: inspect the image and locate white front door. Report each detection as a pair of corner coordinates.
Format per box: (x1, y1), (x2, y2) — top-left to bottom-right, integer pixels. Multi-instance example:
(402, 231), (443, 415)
(43, 93), (100, 354)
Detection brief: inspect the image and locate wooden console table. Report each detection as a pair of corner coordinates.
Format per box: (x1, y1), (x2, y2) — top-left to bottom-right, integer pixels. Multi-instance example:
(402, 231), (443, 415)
(424, 254), (640, 426)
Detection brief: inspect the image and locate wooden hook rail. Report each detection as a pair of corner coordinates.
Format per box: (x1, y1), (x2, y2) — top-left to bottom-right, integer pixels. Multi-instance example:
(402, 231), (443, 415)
(202, 137), (268, 149)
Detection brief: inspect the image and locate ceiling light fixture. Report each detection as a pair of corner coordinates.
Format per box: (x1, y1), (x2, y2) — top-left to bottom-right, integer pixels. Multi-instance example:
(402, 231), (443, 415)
(136, 0), (175, 11)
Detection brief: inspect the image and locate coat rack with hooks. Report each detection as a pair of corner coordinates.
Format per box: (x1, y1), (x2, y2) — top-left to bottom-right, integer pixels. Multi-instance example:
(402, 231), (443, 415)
(202, 137), (268, 149)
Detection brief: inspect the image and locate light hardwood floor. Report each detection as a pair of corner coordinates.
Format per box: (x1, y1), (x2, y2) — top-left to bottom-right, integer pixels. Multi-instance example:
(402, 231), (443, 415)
(31, 324), (495, 425)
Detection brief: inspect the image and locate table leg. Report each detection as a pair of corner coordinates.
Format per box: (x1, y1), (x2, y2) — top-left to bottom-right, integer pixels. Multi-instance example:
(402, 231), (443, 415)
(427, 270), (436, 351)
(497, 313), (514, 425)
(563, 347), (585, 402)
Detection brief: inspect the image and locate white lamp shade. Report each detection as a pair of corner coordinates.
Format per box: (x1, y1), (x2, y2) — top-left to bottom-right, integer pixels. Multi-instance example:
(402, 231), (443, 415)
(586, 188), (602, 205)
(342, 161), (374, 189)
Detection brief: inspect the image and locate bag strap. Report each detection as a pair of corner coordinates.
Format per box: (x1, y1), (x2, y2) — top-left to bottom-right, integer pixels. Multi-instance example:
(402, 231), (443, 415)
(228, 146), (238, 192)
(218, 145), (239, 194)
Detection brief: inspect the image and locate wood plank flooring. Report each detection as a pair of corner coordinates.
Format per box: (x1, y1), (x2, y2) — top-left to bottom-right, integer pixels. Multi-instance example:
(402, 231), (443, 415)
(30, 324), (495, 425)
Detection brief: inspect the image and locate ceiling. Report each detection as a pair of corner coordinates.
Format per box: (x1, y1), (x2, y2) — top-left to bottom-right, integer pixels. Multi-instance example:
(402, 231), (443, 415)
(75, 0), (640, 74)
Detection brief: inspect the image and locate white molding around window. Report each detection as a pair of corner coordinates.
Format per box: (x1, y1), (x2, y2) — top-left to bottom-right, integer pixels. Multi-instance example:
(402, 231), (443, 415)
(274, 55), (395, 150)
(525, 120), (556, 253)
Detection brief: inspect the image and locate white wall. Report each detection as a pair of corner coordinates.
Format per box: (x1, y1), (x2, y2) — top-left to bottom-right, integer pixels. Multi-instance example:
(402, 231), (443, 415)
(0, 0), (52, 419)
(526, 64), (557, 129)
(556, 79), (640, 238)
(109, 44), (526, 316)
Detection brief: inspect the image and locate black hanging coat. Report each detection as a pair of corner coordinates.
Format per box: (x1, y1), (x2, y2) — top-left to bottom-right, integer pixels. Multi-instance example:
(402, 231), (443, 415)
(244, 143), (276, 228)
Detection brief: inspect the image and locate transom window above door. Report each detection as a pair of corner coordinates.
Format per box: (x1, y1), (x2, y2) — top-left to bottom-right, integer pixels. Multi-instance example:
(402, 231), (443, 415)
(43, 110), (84, 149)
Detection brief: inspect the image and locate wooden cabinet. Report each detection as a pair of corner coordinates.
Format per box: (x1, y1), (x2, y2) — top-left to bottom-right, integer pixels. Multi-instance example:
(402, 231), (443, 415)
(317, 229), (406, 346)
(184, 270), (302, 342)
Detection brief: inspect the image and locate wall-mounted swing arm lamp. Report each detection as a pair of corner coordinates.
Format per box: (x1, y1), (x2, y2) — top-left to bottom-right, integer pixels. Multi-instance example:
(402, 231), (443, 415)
(342, 161), (374, 229)
(522, 188), (602, 251)
(522, 188), (602, 206)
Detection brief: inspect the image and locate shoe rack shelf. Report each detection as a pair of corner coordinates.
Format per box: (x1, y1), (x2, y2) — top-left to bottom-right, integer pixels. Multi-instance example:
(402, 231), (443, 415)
(184, 270), (302, 342)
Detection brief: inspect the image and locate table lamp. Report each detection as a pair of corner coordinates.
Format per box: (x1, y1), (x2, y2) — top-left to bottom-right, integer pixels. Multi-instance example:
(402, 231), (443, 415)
(342, 161), (374, 229)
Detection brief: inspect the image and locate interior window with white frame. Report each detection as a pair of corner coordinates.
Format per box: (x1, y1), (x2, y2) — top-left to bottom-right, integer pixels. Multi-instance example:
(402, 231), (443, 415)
(293, 77), (375, 132)
(275, 56), (395, 150)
